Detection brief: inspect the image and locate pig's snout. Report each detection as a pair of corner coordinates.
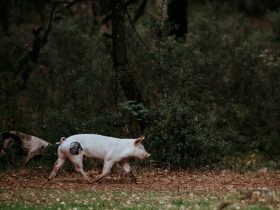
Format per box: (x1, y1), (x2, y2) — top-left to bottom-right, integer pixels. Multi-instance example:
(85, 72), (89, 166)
(146, 153), (151, 158)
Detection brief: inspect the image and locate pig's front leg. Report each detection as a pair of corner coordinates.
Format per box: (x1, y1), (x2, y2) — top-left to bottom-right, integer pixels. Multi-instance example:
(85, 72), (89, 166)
(25, 150), (39, 165)
(94, 160), (115, 182)
(120, 161), (137, 184)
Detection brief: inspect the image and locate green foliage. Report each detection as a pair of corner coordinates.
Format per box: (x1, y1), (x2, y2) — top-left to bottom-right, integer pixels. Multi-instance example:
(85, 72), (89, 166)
(41, 108), (128, 142)
(118, 101), (149, 120)
(40, 144), (59, 167)
(145, 99), (233, 168)
(142, 4), (280, 168)
(267, 10), (280, 40)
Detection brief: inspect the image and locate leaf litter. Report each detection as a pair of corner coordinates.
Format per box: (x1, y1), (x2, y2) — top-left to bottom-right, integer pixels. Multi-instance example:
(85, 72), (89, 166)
(1, 168), (280, 209)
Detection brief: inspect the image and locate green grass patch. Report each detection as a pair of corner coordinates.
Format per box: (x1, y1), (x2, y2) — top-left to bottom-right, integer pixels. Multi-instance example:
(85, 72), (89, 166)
(0, 188), (279, 209)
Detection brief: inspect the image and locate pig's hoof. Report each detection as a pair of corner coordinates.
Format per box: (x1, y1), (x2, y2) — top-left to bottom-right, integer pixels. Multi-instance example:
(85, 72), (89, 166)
(85, 178), (92, 183)
(94, 179), (102, 183)
(94, 176), (103, 183)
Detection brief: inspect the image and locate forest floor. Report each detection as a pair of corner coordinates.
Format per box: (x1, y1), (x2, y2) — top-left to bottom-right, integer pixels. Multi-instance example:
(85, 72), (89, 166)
(1, 168), (280, 209)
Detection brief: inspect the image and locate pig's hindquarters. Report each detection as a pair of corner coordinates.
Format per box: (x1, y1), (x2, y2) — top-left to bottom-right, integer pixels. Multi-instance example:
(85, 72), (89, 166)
(49, 141), (92, 183)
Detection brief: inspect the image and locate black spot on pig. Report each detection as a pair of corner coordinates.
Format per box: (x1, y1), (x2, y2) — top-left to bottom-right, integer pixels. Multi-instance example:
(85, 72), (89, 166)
(70, 142), (83, 155)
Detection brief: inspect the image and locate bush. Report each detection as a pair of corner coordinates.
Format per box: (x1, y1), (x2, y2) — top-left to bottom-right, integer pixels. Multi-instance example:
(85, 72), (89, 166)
(267, 10), (280, 40)
(145, 99), (233, 168)
(142, 5), (280, 168)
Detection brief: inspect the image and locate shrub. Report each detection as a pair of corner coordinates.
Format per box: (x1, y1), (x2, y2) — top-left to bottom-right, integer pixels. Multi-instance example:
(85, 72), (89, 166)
(144, 99), (234, 168)
(267, 10), (280, 40)
(142, 5), (280, 168)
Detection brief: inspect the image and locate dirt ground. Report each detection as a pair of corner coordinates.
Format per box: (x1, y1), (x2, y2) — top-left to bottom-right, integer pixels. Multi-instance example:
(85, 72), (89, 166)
(1, 168), (280, 193)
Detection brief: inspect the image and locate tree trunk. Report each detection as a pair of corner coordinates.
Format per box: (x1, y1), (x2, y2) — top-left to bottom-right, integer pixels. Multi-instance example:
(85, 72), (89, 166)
(19, 4), (56, 84)
(0, 0), (9, 34)
(111, 0), (146, 132)
(167, 0), (188, 39)
(111, 0), (144, 103)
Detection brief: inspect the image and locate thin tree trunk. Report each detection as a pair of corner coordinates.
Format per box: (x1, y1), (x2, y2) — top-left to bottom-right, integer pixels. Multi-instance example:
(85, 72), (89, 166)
(111, 0), (144, 103)
(167, 0), (188, 39)
(19, 4), (57, 83)
(111, 0), (146, 132)
(0, 0), (9, 34)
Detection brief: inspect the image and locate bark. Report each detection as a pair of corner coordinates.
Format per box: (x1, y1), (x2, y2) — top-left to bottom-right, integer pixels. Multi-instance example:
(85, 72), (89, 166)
(111, 0), (144, 103)
(19, 4), (57, 83)
(0, 0), (9, 34)
(167, 0), (188, 39)
(111, 0), (146, 132)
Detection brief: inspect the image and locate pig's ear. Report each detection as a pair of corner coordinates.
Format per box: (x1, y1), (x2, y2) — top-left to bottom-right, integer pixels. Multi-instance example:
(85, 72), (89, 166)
(134, 135), (145, 145)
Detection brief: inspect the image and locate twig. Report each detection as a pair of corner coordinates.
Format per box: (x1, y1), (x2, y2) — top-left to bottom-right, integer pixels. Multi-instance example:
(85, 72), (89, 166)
(133, 0), (148, 22)
(52, 0), (87, 13)
(143, 10), (164, 22)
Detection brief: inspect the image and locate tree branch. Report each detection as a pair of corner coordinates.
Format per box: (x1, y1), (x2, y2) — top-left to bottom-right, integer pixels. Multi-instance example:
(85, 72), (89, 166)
(17, 4), (58, 84)
(132, 0), (147, 22)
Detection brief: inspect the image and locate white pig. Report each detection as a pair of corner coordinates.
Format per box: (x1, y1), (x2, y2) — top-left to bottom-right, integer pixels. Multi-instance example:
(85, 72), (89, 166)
(48, 134), (150, 183)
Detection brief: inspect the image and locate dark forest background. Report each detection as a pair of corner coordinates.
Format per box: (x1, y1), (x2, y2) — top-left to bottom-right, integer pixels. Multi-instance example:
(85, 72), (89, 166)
(0, 0), (280, 169)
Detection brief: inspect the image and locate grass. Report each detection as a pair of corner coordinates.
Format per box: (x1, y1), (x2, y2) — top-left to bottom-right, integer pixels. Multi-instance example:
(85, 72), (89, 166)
(0, 188), (279, 210)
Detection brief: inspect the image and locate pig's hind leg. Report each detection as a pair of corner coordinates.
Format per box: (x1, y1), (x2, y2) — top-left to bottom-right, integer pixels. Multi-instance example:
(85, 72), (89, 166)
(69, 155), (92, 183)
(48, 157), (66, 180)
(120, 161), (137, 183)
